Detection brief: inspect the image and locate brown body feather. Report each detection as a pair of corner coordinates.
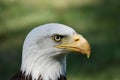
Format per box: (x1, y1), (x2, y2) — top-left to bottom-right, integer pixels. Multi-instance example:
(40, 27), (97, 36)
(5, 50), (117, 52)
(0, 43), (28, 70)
(9, 71), (66, 80)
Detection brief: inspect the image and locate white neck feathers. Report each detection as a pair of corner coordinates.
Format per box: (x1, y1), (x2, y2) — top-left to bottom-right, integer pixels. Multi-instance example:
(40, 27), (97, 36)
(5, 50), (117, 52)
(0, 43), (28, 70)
(21, 43), (66, 80)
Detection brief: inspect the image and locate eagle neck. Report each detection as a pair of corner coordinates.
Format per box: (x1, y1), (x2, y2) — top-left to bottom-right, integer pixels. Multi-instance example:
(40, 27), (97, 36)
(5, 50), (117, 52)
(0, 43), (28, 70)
(21, 47), (67, 80)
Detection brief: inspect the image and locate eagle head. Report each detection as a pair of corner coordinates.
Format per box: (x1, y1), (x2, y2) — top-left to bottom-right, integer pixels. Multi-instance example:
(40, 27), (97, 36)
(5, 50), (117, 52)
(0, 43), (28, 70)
(20, 23), (90, 80)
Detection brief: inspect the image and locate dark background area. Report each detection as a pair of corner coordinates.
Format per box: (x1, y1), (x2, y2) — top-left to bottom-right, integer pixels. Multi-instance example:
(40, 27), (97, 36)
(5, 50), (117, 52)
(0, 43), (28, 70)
(0, 0), (120, 80)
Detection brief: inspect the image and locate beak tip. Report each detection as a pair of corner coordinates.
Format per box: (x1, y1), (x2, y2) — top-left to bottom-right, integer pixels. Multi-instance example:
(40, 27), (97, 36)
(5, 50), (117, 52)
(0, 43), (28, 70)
(86, 49), (91, 59)
(87, 54), (90, 59)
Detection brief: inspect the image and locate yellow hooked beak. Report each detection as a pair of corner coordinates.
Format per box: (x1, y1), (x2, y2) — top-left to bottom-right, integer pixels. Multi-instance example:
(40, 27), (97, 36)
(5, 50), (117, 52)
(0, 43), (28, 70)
(56, 34), (91, 58)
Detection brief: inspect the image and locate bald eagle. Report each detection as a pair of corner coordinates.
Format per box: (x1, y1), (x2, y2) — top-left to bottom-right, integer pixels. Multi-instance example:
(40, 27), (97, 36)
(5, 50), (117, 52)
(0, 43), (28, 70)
(10, 23), (90, 80)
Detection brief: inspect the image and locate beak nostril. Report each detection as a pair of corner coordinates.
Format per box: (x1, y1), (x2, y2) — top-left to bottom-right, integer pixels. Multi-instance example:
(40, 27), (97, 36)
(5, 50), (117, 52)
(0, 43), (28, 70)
(75, 39), (79, 41)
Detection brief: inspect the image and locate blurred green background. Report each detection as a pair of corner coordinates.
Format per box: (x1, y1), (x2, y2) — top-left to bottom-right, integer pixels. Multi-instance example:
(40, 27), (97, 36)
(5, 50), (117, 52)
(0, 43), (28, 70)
(0, 0), (120, 80)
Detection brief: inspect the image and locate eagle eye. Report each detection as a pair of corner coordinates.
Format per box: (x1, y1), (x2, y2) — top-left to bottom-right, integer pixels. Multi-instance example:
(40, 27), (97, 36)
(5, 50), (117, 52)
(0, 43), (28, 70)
(52, 34), (64, 42)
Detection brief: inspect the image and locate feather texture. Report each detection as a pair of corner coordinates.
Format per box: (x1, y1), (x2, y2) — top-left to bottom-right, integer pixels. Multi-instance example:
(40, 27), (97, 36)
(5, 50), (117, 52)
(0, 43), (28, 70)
(10, 71), (66, 80)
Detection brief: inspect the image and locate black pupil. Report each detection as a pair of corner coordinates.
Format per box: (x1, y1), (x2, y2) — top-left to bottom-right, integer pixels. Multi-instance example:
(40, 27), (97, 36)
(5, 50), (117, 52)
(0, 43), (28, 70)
(53, 34), (65, 42)
(56, 36), (61, 40)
